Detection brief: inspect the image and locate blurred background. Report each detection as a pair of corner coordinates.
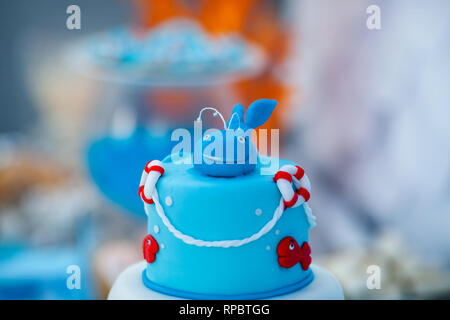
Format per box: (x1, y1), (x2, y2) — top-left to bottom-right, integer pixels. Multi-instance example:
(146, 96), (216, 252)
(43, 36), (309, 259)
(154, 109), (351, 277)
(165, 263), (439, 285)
(0, 0), (449, 299)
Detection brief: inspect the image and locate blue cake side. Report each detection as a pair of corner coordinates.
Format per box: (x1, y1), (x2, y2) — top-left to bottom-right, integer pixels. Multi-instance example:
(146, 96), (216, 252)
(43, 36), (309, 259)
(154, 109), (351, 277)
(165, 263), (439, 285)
(141, 158), (315, 298)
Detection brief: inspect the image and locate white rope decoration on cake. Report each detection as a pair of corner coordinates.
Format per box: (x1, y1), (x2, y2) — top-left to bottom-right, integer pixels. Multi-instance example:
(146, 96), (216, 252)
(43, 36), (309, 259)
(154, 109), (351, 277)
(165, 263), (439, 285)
(139, 162), (315, 248)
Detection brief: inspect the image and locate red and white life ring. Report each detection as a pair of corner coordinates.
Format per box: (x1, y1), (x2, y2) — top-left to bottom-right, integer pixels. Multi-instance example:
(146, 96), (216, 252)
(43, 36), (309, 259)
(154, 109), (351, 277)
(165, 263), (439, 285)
(273, 165), (311, 210)
(138, 160), (164, 205)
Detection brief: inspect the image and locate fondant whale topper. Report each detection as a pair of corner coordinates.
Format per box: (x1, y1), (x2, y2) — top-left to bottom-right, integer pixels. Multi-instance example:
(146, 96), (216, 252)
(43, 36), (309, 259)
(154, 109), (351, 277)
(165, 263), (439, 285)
(193, 99), (277, 177)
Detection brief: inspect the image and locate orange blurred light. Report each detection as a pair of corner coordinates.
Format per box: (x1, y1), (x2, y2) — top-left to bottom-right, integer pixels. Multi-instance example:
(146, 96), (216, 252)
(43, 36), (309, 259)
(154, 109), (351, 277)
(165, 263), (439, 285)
(199, 0), (256, 34)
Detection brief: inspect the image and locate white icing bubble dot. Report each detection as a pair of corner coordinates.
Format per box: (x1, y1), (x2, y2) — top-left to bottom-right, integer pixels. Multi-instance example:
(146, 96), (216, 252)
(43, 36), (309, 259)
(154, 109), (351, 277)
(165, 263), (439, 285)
(255, 208), (262, 216)
(275, 229), (280, 235)
(266, 245), (271, 251)
(153, 225), (159, 234)
(160, 243), (165, 249)
(165, 196), (173, 206)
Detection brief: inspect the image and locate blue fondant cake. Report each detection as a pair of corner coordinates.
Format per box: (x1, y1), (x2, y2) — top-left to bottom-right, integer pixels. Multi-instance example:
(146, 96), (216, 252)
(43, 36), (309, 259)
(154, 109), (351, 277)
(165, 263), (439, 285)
(138, 99), (317, 299)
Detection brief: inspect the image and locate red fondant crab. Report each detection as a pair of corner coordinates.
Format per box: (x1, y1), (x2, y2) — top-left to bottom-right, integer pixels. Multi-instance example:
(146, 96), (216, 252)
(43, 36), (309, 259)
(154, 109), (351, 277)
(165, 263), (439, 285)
(143, 234), (159, 263)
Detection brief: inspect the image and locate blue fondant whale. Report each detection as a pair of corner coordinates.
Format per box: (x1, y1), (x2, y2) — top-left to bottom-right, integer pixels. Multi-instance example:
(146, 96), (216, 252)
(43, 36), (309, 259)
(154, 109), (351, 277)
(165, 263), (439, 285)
(194, 99), (277, 177)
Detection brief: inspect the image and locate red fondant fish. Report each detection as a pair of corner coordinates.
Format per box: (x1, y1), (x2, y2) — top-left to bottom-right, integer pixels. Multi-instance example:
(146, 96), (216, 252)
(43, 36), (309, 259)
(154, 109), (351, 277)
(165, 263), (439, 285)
(143, 234), (159, 263)
(277, 236), (311, 270)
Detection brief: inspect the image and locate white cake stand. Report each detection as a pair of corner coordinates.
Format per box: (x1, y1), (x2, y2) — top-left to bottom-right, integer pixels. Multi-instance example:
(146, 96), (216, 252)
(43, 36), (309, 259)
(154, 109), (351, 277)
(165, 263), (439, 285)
(108, 261), (344, 300)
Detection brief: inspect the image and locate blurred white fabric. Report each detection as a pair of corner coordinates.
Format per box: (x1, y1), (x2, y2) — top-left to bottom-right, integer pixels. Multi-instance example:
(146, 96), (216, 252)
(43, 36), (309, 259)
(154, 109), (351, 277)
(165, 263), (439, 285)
(285, 0), (450, 266)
